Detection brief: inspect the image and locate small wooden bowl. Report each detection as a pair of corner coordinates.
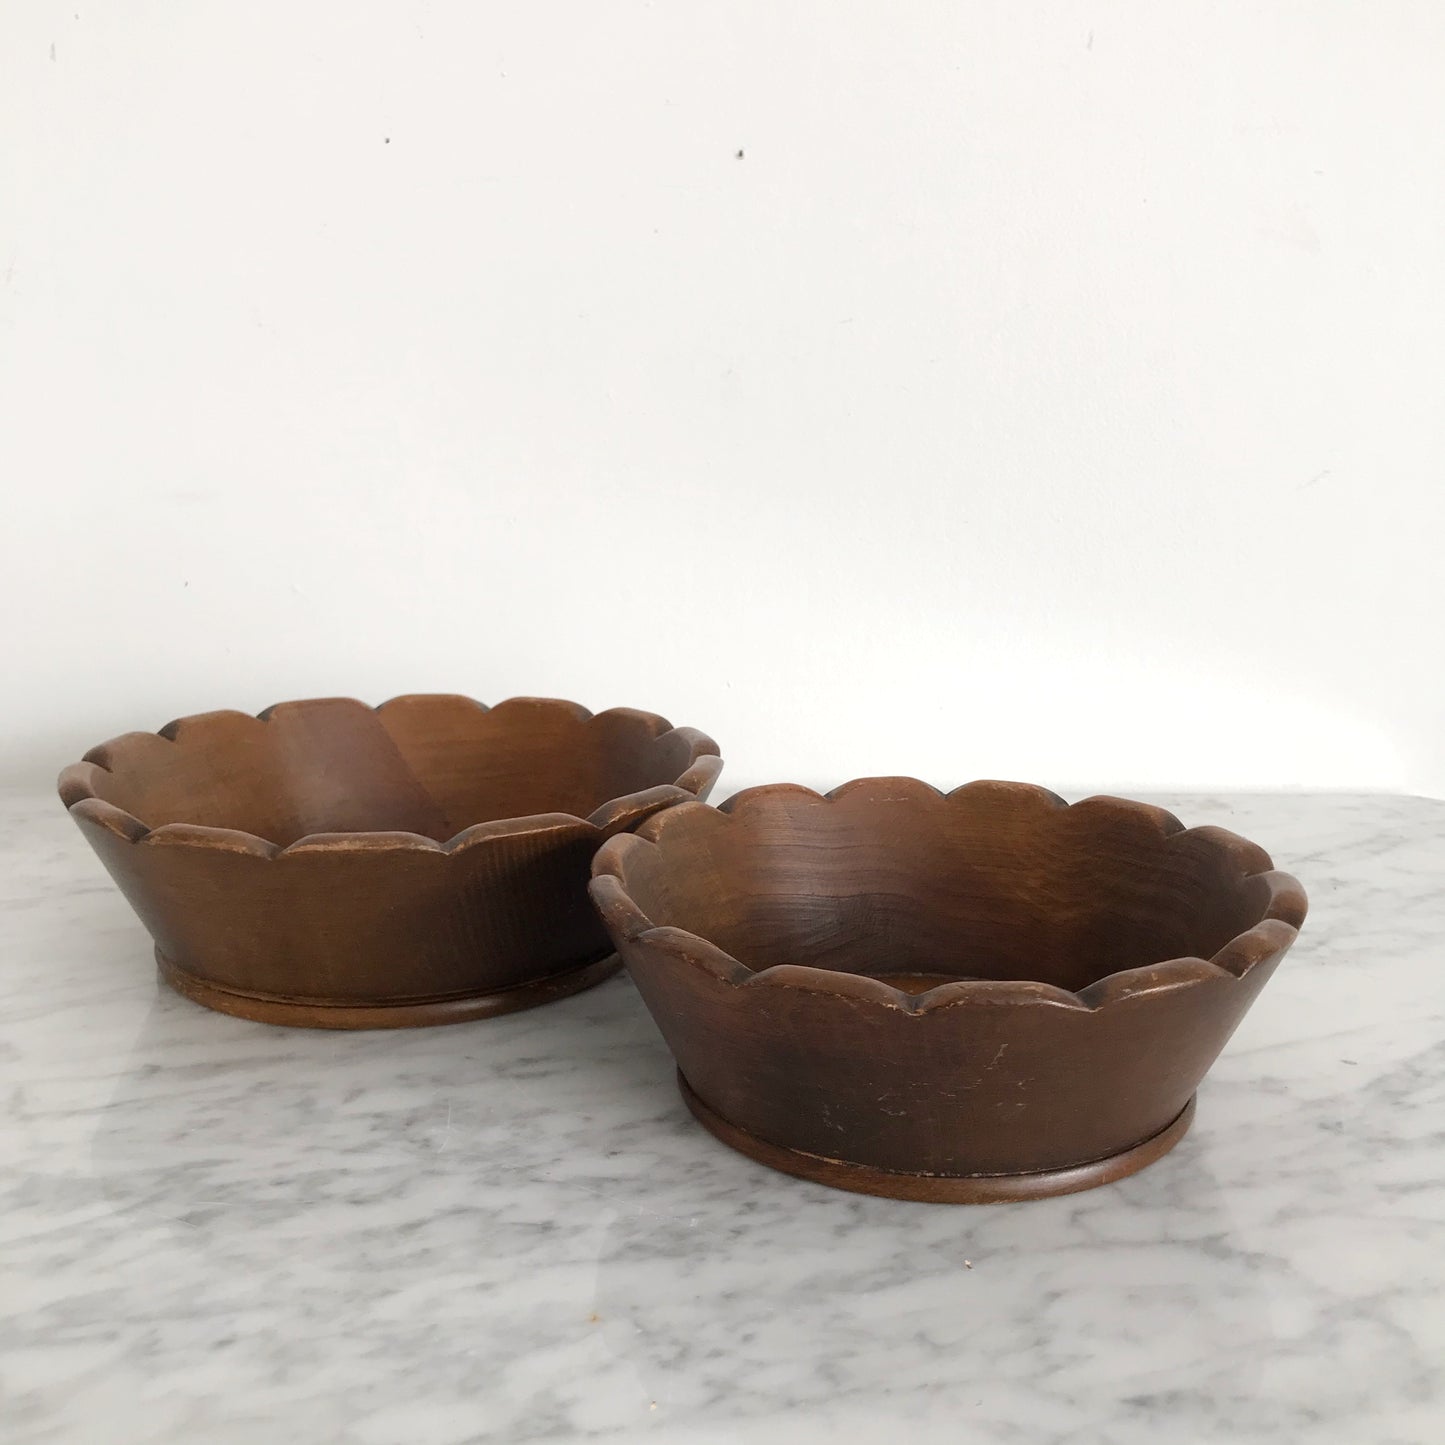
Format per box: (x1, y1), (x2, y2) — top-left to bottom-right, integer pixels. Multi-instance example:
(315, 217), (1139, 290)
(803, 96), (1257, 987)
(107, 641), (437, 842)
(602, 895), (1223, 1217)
(60, 696), (720, 1028)
(590, 779), (1307, 1202)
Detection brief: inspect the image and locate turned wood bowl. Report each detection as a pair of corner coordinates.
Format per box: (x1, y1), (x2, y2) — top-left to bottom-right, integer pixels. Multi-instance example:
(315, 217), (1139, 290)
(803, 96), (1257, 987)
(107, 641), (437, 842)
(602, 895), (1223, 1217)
(590, 779), (1307, 1203)
(60, 696), (721, 1028)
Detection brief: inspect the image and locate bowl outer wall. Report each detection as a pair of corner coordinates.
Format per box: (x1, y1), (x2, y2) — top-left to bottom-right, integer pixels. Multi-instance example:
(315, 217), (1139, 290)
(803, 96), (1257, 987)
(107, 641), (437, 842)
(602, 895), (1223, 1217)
(612, 925), (1292, 1177)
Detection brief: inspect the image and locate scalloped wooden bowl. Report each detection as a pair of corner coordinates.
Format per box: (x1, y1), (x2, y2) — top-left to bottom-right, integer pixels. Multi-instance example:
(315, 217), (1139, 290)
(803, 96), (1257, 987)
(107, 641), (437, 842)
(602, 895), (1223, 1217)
(60, 696), (721, 1028)
(590, 779), (1307, 1202)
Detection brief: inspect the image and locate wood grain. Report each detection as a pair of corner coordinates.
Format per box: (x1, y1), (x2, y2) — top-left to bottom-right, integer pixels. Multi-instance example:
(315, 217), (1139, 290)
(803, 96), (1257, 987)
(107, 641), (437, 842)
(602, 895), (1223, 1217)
(60, 695), (721, 1027)
(591, 779), (1307, 1201)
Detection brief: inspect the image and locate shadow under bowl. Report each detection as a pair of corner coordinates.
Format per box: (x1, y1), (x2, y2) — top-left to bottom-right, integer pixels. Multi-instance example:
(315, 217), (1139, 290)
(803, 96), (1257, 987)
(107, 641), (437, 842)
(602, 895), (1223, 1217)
(590, 779), (1306, 1202)
(60, 695), (721, 1028)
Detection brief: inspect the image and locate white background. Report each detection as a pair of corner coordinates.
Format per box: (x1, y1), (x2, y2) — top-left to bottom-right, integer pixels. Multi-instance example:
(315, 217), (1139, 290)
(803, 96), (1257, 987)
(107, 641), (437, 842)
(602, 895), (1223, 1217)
(4, 2), (1443, 796)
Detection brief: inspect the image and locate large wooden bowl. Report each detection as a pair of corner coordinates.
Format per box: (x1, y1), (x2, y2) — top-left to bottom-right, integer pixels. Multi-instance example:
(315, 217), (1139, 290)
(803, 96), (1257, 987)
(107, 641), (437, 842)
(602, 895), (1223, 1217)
(590, 779), (1307, 1202)
(60, 696), (721, 1028)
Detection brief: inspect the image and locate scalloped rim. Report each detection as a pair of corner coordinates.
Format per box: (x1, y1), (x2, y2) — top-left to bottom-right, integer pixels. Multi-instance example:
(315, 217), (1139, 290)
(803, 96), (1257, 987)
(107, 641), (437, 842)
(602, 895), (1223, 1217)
(58, 695), (723, 859)
(589, 778), (1308, 1014)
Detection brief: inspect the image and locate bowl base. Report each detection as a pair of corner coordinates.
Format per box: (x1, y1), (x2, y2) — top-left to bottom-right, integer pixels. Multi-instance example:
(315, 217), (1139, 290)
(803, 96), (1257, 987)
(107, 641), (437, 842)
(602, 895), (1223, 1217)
(678, 1071), (1195, 1203)
(156, 947), (623, 1029)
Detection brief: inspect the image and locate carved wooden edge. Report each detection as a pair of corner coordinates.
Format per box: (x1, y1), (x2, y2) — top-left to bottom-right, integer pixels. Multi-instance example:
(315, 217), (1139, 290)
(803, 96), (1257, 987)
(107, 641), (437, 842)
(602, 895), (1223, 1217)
(588, 779), (1308, 1016)
(57, 696), (722, 860)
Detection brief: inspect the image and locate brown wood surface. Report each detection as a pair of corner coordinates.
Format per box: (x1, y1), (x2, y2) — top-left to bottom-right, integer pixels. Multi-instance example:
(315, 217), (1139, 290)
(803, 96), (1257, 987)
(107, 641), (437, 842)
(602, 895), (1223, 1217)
(679, 1072), (1198, 1204)
(590, 778), (1307, 1200)
(60, 695), (721, 1027)
(156, 946), (622, 1029)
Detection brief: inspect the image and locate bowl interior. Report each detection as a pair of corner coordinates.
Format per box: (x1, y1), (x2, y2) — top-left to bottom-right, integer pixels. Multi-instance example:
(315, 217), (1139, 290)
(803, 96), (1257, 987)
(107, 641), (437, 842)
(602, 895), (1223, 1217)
(84, 698), (706, 845)
(621, 788), (1272, 993)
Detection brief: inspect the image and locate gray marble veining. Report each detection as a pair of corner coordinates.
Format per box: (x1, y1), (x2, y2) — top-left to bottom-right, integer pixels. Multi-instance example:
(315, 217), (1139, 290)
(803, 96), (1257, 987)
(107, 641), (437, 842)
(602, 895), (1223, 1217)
(2, 788), (1442, 1443)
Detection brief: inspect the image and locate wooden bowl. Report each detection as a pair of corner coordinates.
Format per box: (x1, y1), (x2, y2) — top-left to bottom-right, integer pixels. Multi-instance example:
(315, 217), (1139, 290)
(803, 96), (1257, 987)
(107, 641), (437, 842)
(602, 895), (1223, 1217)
(590, 779), (1307, 1202)
(60, 696), (721, 1028)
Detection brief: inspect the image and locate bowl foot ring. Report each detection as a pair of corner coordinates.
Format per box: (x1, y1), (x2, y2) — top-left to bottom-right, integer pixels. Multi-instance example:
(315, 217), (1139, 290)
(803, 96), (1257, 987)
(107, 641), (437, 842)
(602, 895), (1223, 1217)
(678, 1071), (1196, 1203)
(156, 947), (623, 1029)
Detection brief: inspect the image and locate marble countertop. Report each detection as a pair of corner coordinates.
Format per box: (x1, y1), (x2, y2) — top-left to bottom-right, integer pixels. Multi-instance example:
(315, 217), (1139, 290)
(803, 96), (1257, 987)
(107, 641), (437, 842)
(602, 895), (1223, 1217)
(4, 786), (1442, 1444)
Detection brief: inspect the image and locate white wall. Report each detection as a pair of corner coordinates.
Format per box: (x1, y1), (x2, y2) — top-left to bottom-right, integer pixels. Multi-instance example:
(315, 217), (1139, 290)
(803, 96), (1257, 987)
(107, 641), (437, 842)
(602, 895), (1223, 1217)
(4, 2), (1443, 796)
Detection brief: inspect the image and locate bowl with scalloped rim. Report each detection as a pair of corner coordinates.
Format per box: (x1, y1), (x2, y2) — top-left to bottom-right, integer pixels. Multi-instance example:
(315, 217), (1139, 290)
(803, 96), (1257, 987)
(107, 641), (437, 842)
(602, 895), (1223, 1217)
(60, 695), (721, 1027)
(590, 778), (1306, 1202)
